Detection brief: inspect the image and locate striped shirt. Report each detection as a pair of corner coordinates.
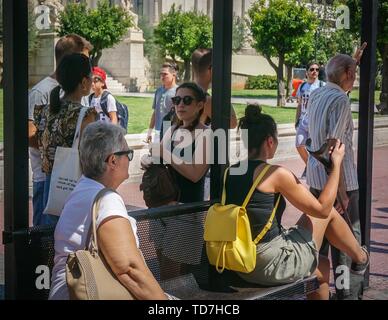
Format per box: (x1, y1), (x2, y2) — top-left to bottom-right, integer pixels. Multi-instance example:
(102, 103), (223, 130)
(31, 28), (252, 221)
(306, 82), (359, 191)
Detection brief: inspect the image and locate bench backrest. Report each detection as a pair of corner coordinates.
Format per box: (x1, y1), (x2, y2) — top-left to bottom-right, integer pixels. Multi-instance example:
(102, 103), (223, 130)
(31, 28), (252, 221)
(18, 202), (214, 299)
(134, 210), (211, 292)
(14, 203), (318, 299)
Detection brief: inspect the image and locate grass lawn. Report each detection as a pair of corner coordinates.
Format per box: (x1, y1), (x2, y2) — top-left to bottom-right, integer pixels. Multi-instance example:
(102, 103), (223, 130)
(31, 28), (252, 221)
(117, 96), (360, 133)
(232, 89), (277, 99)
(1, 89), (384, 141)
(349, 89), (381, 103)
(117, 95), (302, 133)
(229, 88), (381, 103)
(117, 96), (154, 134)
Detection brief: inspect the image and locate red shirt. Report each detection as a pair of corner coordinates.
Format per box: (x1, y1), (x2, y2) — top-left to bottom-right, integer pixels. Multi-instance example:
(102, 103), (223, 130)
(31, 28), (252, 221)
(292, 79), (304, 97)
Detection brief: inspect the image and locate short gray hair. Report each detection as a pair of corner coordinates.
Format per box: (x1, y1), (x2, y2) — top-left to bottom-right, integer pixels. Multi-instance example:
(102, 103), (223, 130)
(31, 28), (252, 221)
(79, 122), (127, 179)
(325, 54), (356, 85)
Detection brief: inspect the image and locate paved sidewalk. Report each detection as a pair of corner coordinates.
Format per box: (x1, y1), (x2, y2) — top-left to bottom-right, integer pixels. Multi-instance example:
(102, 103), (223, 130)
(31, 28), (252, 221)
(0, 145), (387, 299)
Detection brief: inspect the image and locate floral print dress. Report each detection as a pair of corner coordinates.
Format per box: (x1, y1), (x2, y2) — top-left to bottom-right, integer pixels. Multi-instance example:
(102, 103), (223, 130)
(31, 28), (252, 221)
(34, 100), (95, 174)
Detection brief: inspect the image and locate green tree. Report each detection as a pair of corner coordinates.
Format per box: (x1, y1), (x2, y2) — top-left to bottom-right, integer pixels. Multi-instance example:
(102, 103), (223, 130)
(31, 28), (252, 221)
(232, 14), (248, 53)
(248, 0), (318, 106)
(57, 0), (133, 66)
(154, 4), (212, 81)
(282, 1), (358, 98)
(308, 1), (358, 64)
(341, 0), (388, 114)
(28, 0), (41, 57)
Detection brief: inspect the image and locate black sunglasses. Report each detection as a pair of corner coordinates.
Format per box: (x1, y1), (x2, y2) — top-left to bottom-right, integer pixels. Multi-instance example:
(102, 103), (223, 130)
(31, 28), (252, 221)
(309, 68), (319, 72)
(171, 96), (195, 106)
(105, 149), (134, 162)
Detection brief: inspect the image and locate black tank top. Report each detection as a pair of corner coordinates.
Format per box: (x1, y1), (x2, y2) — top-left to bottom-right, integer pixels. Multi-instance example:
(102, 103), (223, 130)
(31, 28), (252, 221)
(170, 132), (205, 203)
(225, 160), (286, 242)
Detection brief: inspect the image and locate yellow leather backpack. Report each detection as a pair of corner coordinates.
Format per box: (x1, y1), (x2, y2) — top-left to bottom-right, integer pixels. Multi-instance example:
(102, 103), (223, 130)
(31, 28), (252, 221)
(204, 164), (281, 273)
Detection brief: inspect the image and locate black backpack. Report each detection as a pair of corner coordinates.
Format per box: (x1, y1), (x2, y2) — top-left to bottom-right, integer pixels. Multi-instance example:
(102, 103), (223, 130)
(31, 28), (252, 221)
(88, 91), (129, 132)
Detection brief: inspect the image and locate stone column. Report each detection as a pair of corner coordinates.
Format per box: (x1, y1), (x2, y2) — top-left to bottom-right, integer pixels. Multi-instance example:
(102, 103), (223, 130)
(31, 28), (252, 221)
(28, 0), (63, 86)
(233, 0), (242, 16)
(153, 0), (159, 24)
(99, 2), (148, 92)
(29, 33), (59, 86)
(207, 0), (213, 18)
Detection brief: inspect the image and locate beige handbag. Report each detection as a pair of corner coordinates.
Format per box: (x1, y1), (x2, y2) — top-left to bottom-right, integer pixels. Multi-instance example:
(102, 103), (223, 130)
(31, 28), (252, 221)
(66, 188), (135, 300)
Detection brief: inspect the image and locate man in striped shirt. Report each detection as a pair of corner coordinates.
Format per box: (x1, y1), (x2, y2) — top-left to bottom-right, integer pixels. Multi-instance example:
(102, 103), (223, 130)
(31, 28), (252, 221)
(307, 54), (362, 300)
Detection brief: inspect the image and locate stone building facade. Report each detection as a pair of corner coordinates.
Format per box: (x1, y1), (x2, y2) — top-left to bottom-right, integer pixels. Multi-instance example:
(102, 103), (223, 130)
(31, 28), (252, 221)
(28, 0), (338, 91)
(28, 0), (286, 91)
(29, 0), (148, 91)
(131, 0), (257, 24)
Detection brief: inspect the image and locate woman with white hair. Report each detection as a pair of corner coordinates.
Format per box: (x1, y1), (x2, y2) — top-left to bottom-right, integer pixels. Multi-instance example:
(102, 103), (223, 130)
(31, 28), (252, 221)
(49, 122), (167, 300)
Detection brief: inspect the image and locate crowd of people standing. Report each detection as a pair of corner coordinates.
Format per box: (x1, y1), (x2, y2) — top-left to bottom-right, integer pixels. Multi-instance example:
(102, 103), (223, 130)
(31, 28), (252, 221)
(27, 31), (369, 300)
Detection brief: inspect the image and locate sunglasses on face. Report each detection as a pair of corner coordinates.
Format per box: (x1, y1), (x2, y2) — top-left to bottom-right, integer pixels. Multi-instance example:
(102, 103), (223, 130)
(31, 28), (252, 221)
(309, 68), (319, 72)
(105, 149), (134, 162)
(171, 96), (196, 106)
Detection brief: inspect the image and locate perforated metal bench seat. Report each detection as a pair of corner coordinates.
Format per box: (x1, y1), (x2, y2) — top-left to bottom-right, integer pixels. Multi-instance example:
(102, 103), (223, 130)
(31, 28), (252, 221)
(12, 201), (319, 299)
(160, 274), (319, 300)
(131, 202), (319, 300)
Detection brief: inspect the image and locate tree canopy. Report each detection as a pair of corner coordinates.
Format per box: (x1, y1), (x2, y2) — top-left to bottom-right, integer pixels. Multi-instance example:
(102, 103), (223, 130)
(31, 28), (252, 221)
(341, 0), (388, 113)
(248, 0), (318, 106)
(154, 4), (212, 81)
(57, 0), (133, 66)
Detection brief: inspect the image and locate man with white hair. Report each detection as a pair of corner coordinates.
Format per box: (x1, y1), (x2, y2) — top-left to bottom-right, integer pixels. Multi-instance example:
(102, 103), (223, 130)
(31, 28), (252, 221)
(306, 52), (364, 300)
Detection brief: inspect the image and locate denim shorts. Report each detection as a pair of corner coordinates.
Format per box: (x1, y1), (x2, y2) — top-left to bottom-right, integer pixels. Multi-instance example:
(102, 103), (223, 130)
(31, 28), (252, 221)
(238, 225), (318, 286)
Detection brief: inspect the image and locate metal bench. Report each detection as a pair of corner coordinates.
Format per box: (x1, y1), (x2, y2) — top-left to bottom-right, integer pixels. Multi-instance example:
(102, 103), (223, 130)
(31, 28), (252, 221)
(8, 201), (319, 300)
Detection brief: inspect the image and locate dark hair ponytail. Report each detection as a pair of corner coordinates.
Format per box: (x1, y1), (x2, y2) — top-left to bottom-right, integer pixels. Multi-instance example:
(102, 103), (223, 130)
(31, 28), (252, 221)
(49, 53), (92, 114)
(172, 82), (206, 132)
(49, 85), (62, 114)
(238, 104), (277, 157)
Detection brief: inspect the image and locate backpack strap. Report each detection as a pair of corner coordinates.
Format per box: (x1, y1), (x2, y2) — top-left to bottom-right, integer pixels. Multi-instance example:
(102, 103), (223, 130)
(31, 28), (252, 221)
(253, 193), (281, 245)
(221, 164), (271, 206)
(221, 167), (230, 205)
(88, 93), (94, 105)
(99, 91), (111, 117)
(242, 164), (271, 208)
(89, 91), (110, 117)
(299, 81), (307, 93)
(220, 164), (280, 246)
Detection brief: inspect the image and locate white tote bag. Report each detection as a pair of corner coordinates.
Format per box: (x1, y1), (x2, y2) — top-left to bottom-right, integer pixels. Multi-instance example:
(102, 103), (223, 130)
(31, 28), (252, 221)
(43, 107), (88, 216)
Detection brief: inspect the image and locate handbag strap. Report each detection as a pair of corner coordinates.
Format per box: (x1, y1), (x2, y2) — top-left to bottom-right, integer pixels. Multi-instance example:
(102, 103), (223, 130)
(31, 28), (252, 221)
(72, 106), (89, 149)
(85, 188), (117, 253)
(253, 194), (281, 245)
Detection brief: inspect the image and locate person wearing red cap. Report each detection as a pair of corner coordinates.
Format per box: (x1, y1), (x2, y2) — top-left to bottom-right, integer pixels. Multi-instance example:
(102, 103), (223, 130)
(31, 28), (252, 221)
(90, 67), (118, 125)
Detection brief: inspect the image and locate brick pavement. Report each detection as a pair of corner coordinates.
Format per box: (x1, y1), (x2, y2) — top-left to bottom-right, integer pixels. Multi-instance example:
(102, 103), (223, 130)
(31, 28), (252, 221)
(0, 146), (387, 299)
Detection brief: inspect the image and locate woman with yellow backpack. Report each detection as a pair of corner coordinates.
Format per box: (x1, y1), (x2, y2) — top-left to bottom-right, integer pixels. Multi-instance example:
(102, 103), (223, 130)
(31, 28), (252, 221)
(205, 104), (369, 300)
